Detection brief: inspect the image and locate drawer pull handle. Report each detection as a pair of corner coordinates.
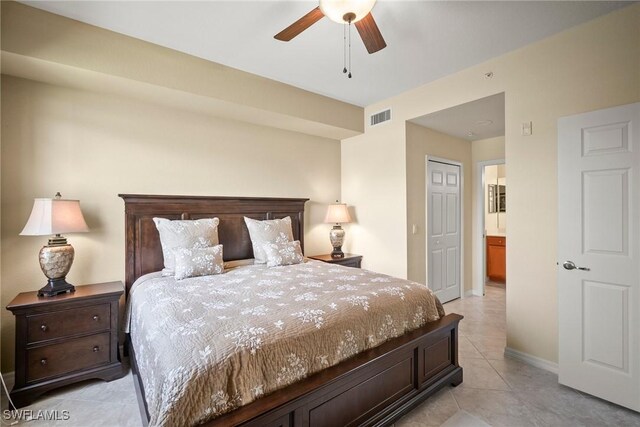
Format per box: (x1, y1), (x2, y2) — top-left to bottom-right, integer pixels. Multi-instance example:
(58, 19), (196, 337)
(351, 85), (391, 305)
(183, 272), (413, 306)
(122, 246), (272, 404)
(40, 358), (47, 366)
(92, 315), (99, 321)
(93, 346), (100, 352)
(40, 324), (48, 332)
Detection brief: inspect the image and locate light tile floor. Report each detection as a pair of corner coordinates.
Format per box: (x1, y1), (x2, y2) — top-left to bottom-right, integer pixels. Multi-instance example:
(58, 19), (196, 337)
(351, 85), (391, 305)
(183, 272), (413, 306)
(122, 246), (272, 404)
(1, 368), (142, 427)
(2, 286), (640, 426)
(395, 286), (640, 427)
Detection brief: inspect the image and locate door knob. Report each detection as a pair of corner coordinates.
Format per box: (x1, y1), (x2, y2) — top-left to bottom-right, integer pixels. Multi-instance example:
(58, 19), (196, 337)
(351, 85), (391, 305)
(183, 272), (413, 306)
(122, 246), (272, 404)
(562, 261), (590, 271)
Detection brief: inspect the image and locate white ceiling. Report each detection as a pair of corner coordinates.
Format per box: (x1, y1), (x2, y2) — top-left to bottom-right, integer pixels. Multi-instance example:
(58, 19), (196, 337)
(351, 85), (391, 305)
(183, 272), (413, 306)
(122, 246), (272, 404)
(410, 92), (505, 141)
(21, 1), (632, 107)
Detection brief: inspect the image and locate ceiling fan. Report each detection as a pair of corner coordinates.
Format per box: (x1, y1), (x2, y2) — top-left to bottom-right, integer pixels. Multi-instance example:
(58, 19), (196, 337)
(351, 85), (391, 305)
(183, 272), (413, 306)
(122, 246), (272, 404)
(274, 0), (387, 55)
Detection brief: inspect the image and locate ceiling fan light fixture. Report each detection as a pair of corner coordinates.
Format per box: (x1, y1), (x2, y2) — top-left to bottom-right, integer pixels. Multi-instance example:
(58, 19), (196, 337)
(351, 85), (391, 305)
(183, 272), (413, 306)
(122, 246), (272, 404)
(319, 0), (376, 23)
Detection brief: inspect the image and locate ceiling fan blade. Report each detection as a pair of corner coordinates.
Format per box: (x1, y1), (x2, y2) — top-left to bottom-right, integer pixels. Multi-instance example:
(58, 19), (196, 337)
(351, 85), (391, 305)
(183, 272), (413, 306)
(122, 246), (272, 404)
(274, 7), (324, 41)
(355, 13), (387, 54)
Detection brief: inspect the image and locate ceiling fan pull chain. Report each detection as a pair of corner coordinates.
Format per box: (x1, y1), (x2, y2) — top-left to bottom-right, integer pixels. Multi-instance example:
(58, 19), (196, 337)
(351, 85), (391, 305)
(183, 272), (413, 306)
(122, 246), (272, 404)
(348, 21), (352, 78)
(343, 23), (347, 74)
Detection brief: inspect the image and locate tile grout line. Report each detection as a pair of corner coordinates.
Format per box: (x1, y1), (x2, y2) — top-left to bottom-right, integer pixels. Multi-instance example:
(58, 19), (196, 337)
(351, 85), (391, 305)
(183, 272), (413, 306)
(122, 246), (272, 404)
(449, 389), (461, 411)
(466, 338), (487, 361)
(485, 358), (513, 391)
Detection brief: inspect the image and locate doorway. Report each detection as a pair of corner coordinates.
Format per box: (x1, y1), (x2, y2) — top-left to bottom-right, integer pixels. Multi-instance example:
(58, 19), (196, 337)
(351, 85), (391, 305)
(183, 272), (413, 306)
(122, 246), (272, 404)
(478, 161), (507, 295)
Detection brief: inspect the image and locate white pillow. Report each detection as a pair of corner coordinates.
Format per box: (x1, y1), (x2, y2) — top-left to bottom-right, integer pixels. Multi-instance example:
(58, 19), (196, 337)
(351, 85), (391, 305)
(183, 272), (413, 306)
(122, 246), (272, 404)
(263, 241), (304, 268)
(153, 217), (220, 276)
(244, 216), (294, 264)
(172, 245), (224, 280)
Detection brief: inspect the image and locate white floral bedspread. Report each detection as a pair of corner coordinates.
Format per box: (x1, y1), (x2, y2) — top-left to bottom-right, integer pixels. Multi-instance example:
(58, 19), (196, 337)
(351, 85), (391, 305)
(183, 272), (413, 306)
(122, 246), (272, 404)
(126, 260), (444, 426)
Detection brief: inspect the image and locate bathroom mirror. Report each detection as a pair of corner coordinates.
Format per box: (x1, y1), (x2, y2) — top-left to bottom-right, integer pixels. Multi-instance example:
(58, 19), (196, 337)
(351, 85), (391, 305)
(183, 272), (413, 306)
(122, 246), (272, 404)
(488, 185), (497, 213)
(488, 184), (506, 213)
(498, 185), (506, 212)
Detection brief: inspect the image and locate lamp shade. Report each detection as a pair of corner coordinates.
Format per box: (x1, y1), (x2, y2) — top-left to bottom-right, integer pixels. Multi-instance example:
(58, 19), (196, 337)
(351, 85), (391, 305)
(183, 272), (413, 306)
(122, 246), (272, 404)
(20, 198), (89, 236)
(324, 203), (352, 224)
(319, 0), (376, 23)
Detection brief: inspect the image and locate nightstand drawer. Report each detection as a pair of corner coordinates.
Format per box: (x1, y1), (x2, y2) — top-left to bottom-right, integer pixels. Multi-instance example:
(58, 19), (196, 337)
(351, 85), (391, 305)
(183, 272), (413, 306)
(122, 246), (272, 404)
(336, 258), (362, 268)
(27, 332), (111, 382)
(27, 303), (110, 343)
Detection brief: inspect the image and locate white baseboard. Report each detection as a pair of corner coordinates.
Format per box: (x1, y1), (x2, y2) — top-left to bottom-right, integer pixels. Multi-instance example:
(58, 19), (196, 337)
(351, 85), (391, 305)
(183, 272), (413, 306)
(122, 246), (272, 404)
(463, 289), (483, 298)
(504, 347), (558, 374)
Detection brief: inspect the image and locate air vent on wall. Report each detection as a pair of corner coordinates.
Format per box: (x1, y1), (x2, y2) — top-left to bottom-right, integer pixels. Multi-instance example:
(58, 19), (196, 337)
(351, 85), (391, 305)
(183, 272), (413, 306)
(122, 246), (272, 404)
(370, 109), (391, 126)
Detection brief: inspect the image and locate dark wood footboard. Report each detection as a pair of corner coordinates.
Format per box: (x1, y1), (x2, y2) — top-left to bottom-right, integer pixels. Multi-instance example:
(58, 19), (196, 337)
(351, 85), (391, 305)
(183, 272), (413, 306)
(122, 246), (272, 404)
(129, 313), (462, 427)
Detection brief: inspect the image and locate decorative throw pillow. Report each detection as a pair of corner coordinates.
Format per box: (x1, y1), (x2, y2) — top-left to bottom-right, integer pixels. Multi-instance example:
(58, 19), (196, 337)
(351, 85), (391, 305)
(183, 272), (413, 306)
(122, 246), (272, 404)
(244, 216), (294, 264)
(153, 217), (220, 276)
(263, 240), (304, 268)
(172, 245), (224, 280)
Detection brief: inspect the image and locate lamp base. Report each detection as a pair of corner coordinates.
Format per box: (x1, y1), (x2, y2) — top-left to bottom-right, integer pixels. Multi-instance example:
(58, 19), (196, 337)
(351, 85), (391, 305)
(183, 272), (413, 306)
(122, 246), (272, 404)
(329, 225), (346, 259)
(37, 241), (76, 297)
(331, 248), (345, 259)
(37, 278), (75, 297)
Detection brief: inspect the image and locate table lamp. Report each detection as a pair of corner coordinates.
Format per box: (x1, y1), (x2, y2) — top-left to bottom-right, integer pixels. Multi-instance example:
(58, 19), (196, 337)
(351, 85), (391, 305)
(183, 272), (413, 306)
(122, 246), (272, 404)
(20, 193), (89, 297)
(324, 201), (352, 258)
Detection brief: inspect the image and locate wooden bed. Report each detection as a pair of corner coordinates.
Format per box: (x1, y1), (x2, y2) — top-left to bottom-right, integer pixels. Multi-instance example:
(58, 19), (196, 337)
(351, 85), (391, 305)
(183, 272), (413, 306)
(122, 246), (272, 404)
(120, 194), (463, 427)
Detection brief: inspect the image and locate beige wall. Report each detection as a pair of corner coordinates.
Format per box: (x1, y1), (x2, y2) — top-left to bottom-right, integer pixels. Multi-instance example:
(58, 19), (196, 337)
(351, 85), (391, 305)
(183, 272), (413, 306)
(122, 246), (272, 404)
(341, 120), (407, 278)
(472, 136), (505, 164)
(342, 4), (640, 363)
(405, 123), (472, 293)
(0, 76), (342, 371)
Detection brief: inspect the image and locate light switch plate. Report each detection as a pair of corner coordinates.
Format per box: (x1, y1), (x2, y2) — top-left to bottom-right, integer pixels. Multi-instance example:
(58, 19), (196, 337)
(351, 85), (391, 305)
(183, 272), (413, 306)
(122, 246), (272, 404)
(522, 121), (532, 136)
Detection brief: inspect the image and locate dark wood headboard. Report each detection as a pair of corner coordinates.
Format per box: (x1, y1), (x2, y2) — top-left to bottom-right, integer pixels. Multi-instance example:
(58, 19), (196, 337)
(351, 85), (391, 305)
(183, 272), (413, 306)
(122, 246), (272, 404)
(119, 194), (308, 295)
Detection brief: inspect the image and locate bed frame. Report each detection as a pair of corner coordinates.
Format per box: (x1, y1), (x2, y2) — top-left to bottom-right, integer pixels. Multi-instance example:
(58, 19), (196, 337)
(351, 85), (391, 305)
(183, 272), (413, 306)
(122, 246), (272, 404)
(120, 194), (463, 427)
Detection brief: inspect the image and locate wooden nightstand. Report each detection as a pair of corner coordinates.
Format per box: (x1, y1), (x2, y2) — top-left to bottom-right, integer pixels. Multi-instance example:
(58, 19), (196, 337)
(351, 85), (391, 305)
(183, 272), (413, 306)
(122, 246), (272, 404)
(308, 253), (363, 268)
(6, 281), (126, 408)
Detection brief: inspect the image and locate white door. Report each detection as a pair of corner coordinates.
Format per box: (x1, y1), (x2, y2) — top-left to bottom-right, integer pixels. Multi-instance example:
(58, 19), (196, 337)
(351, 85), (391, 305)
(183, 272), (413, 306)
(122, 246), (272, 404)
(558, 102), (640, 411)
(427, 160), (461, 303)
